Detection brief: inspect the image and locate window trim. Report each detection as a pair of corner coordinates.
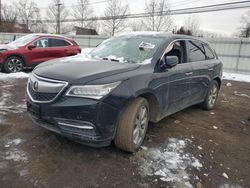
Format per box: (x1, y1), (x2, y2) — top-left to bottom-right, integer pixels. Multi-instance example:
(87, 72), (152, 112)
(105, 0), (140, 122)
(50, 38), (72, 47)
(28, 37), (73, 49)
(163, 40), (187, 64)
(161, 38), (214, 64)
(32, 37), (50, 48)
(203, 43), (216, 60)
(187, 40), (207, 63)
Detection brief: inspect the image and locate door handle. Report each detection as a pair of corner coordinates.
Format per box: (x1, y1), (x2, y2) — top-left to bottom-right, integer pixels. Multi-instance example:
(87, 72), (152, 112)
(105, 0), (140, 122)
(185, 72), (193, 76)
(208, 68), (214, 71)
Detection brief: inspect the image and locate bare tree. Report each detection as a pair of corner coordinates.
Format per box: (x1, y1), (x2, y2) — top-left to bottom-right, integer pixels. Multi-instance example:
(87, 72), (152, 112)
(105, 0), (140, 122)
(1, 4), (18, 22)
(16, 0), (40, 30)
(46, 0), (69, 34)
(103, 0), (129, 36)
(184, 16), (200, 36)
(142, 0), (173, 32)
(239, 11), (250, 38)
(72, 0), (96, 29)
(131, 19), (144, 31)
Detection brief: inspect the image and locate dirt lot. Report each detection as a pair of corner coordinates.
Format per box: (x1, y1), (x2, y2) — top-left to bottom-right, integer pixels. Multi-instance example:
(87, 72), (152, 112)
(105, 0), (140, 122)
(0, 74), (249, 188)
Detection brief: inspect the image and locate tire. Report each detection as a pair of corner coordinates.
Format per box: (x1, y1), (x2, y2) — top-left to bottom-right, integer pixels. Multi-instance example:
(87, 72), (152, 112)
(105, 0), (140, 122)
(200, 80), (219, 110)
(4, 56), (24, 73)
(114, 97), (149, 153)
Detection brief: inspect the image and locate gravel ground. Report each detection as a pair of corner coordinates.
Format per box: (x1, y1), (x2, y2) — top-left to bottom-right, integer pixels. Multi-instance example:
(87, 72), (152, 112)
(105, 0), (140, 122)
(0, 74), (249, 188)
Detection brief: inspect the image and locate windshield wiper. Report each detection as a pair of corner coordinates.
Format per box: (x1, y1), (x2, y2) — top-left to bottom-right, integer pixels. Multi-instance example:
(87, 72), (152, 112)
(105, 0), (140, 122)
(102, 57), (137, 64)
(102, 57), (120, 62)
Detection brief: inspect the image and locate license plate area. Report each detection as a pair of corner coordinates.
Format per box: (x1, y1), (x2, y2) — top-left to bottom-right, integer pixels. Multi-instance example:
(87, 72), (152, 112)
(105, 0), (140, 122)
(27, 101), (40, 117)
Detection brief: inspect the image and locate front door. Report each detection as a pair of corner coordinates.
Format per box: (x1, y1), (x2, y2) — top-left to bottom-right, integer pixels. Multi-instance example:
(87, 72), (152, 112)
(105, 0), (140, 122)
(25, 38), (51, 65)
(153, 40), (193, 117)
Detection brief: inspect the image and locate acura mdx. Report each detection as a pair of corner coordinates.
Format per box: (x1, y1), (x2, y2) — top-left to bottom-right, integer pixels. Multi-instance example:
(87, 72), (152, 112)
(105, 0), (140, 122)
(26, 33), (222, 152)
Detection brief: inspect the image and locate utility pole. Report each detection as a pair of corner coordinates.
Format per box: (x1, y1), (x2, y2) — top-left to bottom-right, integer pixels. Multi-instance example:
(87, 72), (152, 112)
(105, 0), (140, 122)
(56, 1), (62, 34)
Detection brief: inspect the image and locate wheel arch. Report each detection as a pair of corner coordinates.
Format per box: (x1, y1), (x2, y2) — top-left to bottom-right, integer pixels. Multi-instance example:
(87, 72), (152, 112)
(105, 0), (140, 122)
(213, 77), (221, 89)
(137, 92), (160, 123)
(4, 54), (27, 66)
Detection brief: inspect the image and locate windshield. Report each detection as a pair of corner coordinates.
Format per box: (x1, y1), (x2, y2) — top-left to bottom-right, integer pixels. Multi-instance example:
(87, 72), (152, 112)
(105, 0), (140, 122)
(88, 35), (165, 64)
(9, 35), (38, 46)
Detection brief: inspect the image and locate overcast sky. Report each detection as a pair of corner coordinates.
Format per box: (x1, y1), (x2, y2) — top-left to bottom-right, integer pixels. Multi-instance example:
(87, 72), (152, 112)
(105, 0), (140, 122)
(3, 0), (250, 36)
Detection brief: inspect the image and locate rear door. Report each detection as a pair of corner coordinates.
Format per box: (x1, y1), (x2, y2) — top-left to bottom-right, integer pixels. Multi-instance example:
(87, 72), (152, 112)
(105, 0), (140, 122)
(48, 38), (73, 58)
(186, 40), (214, 104)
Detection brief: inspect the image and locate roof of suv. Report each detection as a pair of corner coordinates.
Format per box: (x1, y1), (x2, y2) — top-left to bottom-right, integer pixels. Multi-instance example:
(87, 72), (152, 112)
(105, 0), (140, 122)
(118, 32), (209, 44)
(28, 33), (74, 41)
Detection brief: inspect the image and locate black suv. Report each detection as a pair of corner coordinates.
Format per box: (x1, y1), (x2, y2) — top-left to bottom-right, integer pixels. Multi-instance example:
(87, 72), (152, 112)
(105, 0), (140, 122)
(26, 33), (222, 152)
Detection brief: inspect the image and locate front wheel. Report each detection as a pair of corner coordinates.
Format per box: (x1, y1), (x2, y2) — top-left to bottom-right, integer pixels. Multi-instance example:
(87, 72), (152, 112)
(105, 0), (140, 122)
(114, 97), (149, 153)
(200, 80), (219, 110)
(4, 56), (24, 73)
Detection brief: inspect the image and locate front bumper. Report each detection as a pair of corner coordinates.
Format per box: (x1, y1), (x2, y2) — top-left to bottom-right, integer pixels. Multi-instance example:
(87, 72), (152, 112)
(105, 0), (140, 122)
(27, 97), (121, 147)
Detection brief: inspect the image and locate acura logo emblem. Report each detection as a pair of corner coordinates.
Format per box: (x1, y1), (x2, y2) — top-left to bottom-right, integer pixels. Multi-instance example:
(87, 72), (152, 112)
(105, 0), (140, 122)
(33, 81), (39, 91)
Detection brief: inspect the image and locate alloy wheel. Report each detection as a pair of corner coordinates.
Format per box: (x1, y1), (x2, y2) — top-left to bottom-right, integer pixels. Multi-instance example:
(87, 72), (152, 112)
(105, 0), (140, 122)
(8, 58), (23, 73)
(208, 84), (218, 108)
(133, 105), (148, 146)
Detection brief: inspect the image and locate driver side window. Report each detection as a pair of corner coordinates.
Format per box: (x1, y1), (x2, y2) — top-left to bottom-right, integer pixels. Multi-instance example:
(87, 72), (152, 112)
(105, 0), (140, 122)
(165, 41), (186, 64)
(33, 38), (49, 48)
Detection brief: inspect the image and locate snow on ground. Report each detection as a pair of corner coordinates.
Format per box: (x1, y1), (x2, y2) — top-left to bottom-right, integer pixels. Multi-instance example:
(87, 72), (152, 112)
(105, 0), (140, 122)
(4, 138), (28, 162)
(220, 184), (242, 188)
(0, 72), (29, 81)
(1, 137), (28, 163)
(0, 86), (26, 114)
(0, 78), (26, 123)
(223, 72), (250, 83)
(139, 138), (202, 187)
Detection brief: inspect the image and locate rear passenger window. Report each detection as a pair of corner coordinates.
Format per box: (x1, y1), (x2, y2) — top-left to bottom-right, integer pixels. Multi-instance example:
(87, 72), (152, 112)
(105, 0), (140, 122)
(187, 41), (206, 62)
(50, 38), (70, 47)
(204, 44), (215, 59)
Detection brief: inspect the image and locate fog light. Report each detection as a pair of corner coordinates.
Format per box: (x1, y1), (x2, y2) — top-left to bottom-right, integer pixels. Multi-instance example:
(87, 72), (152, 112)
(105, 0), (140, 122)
(55, 118), (94, 130)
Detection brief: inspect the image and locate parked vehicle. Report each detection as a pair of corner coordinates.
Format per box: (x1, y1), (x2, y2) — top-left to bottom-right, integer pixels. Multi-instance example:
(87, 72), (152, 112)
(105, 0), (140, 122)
(0, 34), (81, 73)
(26, 32), (222, 152)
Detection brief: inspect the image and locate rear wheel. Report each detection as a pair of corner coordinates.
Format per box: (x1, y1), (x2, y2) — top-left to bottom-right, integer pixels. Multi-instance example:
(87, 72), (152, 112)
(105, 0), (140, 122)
(114, 97), (149, 152)
(4, 56), (24, 73)
(200, 80), (219, 110)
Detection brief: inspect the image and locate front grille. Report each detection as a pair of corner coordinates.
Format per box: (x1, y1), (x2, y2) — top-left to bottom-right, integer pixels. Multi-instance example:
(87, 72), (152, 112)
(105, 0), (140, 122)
(27, 73), (68, 103)
(28, 84), (57, 101)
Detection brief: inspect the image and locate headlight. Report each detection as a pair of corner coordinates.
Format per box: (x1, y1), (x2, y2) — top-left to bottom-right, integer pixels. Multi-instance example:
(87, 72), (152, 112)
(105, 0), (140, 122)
(65, 81), (121, 99)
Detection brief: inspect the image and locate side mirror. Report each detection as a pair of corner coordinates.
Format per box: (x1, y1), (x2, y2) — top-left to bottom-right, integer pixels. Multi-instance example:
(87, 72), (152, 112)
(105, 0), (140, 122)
(28, 45), (36, 50)
(165, 56), (179, 68)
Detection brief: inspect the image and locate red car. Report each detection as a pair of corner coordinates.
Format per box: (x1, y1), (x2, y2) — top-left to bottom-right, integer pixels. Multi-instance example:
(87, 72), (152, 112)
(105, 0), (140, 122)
(0, 34), (81, 73)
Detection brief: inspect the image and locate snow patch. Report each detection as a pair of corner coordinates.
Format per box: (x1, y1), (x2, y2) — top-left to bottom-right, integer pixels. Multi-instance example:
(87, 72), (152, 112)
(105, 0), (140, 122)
(220, 184), (242, 188)
(141, 58), (152, 65)
(81, 48), (94, 54)
(233, 91), (250, 99)
(213, 126), (218, 129)
(0, 85), (26, 115)
(222, 172), (229, 179)
(139, 138), (202, 187)
(223, 72), (250, 83)
(5, 148), (28, 162)
(7, 138), (22, 146)
(0, 72), (29, 80)
(4, 138), (27, 162)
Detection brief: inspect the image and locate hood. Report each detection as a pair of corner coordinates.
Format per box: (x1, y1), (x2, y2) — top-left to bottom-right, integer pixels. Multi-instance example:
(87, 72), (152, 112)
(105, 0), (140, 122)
(33, 55), (140, 84)
(0, 44), (18, 50)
